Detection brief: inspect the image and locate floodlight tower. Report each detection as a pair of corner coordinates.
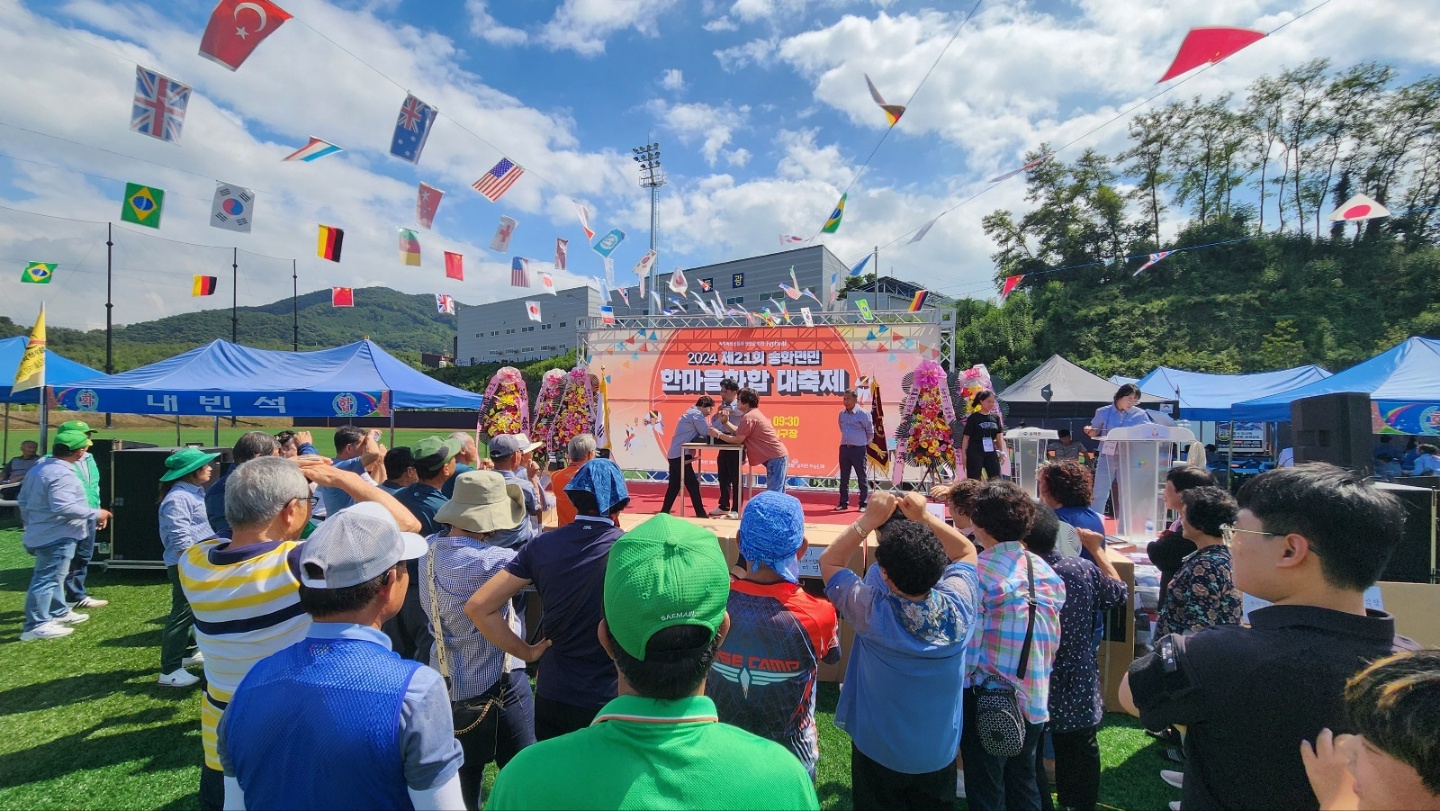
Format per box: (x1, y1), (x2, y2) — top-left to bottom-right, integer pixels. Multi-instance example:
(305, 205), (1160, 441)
(632, 141), (666, 315)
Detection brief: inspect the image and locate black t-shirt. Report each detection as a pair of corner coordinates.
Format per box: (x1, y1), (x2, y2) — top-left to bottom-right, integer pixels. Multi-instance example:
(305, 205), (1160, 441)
(1128, 605), (1414, 810)
(962, 411), (1004, 457)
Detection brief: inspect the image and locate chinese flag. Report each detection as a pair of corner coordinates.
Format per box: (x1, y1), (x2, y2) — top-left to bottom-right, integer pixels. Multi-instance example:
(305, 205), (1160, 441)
(444, 251), (464, 281)
(331, 287), (354, 308)
(198, 0), (293, 72)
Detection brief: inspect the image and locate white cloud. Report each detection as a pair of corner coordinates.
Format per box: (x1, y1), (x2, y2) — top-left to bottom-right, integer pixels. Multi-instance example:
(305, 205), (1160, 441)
(465, 0), (527, 45)
(724, 148), (752, 167)
(714, 37), (779, 71)
(703, 17), (738, 32)
(0, 1), (636, 329)
(537, 0), (681, 56)
(660, 68), (685, 91)
(649, 101), (750, 166)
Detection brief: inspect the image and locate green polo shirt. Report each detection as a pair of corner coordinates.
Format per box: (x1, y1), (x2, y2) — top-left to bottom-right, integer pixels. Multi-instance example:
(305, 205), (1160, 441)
(488, 694), (819, 811)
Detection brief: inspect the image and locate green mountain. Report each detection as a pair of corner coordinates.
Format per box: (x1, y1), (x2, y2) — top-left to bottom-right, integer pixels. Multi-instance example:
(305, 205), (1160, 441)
(0, 287), (455, 372)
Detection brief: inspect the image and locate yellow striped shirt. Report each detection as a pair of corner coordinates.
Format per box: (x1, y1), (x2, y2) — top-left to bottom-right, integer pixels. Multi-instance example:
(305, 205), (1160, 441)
(177, 538), (310, 769)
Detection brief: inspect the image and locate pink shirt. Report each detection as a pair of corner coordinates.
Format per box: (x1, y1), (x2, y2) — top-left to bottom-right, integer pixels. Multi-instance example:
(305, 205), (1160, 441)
(732, 409), (789, 465)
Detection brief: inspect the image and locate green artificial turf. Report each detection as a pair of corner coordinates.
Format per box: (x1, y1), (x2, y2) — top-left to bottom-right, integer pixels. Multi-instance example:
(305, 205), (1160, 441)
(0, 527), (1176, 810)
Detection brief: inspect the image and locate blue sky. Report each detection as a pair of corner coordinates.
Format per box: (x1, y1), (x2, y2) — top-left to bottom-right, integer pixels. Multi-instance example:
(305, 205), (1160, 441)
(0, 0), (1437, 330)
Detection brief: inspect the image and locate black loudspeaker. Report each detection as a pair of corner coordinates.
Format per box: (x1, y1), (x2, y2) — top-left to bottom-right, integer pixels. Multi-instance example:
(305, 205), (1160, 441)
(107, 445), (230, 567)
(1376, 482), (1438, 584)
(1291, 393), (1373, 475)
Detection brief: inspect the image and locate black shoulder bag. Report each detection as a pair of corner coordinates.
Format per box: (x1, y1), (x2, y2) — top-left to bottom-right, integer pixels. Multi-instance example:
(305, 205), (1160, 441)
(975, 552), (1037, 758)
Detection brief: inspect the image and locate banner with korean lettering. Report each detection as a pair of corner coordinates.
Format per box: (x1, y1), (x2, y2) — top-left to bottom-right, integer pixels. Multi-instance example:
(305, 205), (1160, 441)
(589, 323), (941, 477)
(48, 387), (392, 418)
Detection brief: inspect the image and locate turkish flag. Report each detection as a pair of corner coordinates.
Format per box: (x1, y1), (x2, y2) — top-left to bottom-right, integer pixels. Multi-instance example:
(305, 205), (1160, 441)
(198, 0), (293, 71)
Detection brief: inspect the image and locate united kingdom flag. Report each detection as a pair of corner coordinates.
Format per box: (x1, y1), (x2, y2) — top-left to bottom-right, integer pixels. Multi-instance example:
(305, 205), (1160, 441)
(131, 66), (192, 143)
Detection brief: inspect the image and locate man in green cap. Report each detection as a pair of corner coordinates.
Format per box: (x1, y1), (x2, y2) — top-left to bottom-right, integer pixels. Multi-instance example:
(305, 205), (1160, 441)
(18, 430), (113, 640)
(487, 514), (819, 811)
(389, 435), (462, 661)
(55, 421), (107, 609)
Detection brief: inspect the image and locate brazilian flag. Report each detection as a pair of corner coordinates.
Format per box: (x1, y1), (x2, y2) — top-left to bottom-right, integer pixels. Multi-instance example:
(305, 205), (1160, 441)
(121, 182), (165, 228)
(21, 262), (56, 284)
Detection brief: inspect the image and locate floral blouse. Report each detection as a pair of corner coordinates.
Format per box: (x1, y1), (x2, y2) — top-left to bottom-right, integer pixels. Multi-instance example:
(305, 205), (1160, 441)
(1154, 544), (1242, 638)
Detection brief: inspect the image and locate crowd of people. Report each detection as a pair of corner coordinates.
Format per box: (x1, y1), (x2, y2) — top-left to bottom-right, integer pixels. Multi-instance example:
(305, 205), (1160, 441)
(11, 411), (1440, 811)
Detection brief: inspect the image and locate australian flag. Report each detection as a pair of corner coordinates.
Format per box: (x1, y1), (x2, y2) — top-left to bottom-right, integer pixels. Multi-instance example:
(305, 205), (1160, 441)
(131, 66), (192, 143)
(390, 94), (437, 164)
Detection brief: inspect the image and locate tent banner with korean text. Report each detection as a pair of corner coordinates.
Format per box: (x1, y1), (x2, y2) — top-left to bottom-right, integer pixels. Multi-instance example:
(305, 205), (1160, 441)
(588, 323), (941, 478)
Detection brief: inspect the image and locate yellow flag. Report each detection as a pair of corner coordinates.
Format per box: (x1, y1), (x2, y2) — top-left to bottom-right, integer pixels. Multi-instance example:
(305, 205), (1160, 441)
(595, 367), (612, 451)
(12, 304), (45, 393)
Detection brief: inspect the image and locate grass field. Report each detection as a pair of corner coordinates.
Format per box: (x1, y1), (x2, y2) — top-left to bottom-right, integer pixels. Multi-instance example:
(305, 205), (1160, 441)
(0, 525), (1176, 810)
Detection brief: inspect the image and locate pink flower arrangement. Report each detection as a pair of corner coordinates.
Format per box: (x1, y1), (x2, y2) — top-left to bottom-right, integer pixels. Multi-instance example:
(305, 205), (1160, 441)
(480, 367), (530, 441)
(531, 369), (567, 450)
(899, 359), (957, 471)
(551, 366), (596, 451)
(955, 364), (994, 416)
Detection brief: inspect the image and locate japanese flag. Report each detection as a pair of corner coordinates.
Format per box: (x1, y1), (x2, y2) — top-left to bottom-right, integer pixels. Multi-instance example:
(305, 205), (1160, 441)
(538, 271), (557, 295)
(525, 301), (542, 322)
(669, 267), (688, 295)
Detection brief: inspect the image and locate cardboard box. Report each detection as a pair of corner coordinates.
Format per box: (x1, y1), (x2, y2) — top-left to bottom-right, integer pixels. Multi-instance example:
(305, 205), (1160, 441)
(1378, 581), (1440, 647)
(1098, 547), (1138, 713)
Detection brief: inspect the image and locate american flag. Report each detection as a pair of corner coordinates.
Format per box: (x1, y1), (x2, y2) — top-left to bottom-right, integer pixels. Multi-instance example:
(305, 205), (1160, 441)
(511, 256), (531, 287)
(435, 293), (455, 314)
(473, 158), (525, 202)
(131, 66), (191, 143)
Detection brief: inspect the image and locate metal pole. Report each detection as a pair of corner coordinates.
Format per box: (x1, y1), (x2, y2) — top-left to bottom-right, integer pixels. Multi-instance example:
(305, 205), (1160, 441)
(105, 222), (114, 428)
(175, 414), (181, 446)
(3, 402), (9, 463)
(292, 259), (299, 351)
(213, 415), (219, 447)
(231, 248), (238, 343)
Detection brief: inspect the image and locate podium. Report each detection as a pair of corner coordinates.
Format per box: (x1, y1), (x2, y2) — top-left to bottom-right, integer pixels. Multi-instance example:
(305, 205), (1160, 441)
(1007, 427), (1059, 498)
(1104, 424), (1196, 542)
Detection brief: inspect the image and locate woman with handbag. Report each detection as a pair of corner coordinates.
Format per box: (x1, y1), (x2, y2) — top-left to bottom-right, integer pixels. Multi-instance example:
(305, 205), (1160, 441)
(960, 482), (1066, 811)
(420, 470), (536, 810)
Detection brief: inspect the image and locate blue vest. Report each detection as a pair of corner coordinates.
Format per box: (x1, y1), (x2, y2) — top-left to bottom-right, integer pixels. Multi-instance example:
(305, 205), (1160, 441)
(225, 637), (422, 810)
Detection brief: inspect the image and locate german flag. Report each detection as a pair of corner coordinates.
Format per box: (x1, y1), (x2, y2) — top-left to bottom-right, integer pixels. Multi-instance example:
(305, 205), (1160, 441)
(908, 290), (928, 312)
(318, 225), (344, 262)
(192, 275), (217, 296)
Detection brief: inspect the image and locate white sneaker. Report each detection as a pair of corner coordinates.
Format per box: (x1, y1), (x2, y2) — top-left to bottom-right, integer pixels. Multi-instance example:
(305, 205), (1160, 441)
(20, 622), (74, 640)
(1161, 769), (1184, 789)
(1169, 802), (1182, 811)
(707, 508), (730, 518)
(76, 596), (109, 608)
(53, 611), (89, 625)
(182, 651), (205, 667)
(725, 511), (739, 520)
(158, 669), (201, 688)
(955, 772), (966, 799)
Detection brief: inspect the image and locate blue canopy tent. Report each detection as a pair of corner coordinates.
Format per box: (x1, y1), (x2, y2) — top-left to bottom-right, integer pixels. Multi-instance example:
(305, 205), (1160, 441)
(49, 339), (482, 417)
(1136, 364), (1332, 421)
(0, 336), (104, 403)
(1232, 337), (1440, 432)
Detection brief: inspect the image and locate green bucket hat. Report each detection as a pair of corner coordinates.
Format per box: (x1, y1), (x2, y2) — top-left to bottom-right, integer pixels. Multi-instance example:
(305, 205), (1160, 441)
(603, 514), (729, 660)
(160, 447), (220, 482)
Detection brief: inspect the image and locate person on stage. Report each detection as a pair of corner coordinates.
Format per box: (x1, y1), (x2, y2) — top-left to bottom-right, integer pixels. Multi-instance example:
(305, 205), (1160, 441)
(710, 388), (791, 494)
(960, 390), (1006, 480)
(662, 396), (715, 516)
(1083, 384), (1152, 515)
(835, 389), (873, 511)
(710, 378), (742, 519)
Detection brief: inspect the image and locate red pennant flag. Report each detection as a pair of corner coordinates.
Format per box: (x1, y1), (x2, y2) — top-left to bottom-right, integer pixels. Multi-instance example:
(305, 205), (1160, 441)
(198, 0), (292, 71)
(416, 182), (443, 229)
(1158, 27), (1266, 83)
(555, 238), (568, 271)
(331, 287), (354, 307)
(1000, 275), (1024, 301)
(444, 251), (463, 281)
